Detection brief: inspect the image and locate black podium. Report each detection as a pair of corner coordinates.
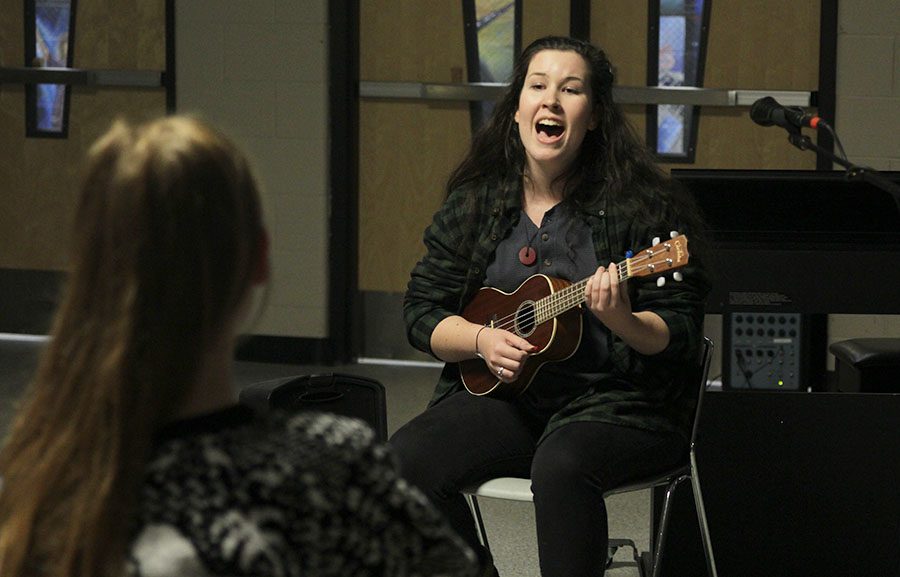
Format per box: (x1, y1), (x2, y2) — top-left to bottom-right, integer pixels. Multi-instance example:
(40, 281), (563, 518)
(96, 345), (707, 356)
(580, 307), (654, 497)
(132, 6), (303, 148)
(653, 390), (900, 577)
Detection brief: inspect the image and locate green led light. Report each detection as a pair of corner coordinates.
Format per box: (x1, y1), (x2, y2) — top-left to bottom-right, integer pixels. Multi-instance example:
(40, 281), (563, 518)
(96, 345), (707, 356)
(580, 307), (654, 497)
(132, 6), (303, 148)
(778, 379), (784, 387)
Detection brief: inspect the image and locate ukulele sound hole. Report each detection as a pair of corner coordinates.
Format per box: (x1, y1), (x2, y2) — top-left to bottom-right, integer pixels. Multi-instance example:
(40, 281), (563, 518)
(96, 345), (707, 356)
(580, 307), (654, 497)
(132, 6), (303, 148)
(514, 301), (536, 337)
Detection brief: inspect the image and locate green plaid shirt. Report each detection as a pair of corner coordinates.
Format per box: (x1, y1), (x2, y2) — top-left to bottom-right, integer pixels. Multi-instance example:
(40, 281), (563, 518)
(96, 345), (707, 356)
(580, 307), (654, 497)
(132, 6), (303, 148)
(404, 176), (711, 442)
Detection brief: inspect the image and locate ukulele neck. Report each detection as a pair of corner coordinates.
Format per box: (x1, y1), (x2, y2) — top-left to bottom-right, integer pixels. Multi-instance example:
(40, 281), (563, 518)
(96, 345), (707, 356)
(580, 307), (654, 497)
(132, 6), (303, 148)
(535, 261), (630, 324)
(533, 234), (688, 325)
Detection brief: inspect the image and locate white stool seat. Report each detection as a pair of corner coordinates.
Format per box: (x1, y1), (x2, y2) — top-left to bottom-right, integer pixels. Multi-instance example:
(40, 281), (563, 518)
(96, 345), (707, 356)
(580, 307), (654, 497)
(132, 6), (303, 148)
(467, 477), (532, 501)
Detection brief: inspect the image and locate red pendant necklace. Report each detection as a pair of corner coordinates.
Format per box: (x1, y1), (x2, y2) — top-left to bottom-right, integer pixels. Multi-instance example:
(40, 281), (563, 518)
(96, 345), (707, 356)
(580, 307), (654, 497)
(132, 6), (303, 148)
(518, 222), (538, 266)
(518, 245), (536, 266)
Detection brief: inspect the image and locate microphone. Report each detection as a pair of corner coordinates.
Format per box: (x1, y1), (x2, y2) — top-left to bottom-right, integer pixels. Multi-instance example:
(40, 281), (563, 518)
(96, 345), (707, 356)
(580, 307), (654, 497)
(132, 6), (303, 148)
(750, 96), (822, 130)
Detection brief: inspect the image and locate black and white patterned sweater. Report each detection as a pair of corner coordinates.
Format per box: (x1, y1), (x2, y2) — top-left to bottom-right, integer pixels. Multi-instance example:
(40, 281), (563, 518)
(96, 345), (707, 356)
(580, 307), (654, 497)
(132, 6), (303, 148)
(127, 405), (478, 577)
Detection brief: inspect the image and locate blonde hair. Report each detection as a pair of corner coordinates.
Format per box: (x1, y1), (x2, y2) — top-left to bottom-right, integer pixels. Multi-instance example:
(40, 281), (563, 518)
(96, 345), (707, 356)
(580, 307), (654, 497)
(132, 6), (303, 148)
(0, 116), (265, 577)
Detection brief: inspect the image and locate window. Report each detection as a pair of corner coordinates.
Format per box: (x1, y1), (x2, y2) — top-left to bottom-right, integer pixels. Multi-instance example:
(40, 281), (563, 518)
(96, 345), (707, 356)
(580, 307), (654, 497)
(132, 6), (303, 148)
(463, 0), (520, 131)
(25, 0), (76, 137)
(648, 0), (710, 161)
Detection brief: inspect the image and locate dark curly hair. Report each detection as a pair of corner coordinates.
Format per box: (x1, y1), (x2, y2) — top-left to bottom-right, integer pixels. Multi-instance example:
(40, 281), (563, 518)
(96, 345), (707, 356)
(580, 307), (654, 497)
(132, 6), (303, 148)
(448, 35), (704, 237)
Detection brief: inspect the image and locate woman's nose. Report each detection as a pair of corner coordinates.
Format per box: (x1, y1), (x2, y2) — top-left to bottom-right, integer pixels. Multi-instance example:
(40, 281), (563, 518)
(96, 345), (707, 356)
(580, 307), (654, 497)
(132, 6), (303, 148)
(542, 93), (560, 109)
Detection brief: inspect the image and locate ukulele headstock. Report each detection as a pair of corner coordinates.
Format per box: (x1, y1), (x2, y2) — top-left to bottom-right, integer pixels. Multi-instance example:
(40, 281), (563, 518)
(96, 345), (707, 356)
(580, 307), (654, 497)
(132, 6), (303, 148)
(626, 231), (689, 285)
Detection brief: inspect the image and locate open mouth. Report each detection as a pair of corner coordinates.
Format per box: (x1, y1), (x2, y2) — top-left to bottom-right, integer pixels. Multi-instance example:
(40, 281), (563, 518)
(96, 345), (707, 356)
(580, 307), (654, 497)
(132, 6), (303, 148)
(536, 119), (565, 139)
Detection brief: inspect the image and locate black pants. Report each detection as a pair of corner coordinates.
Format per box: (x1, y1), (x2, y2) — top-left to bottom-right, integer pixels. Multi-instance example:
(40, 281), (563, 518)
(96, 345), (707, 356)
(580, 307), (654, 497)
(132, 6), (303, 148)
(389, 390), (687, 577)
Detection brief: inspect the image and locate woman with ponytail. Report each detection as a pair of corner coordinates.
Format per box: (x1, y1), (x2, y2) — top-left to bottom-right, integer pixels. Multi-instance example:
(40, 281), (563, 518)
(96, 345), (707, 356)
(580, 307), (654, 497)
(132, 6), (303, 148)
(0, 116), (477, 577)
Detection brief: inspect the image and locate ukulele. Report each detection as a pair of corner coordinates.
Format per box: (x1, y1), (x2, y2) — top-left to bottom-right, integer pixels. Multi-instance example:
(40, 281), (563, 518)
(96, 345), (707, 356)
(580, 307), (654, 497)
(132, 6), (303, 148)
(460, 233), (690, 398)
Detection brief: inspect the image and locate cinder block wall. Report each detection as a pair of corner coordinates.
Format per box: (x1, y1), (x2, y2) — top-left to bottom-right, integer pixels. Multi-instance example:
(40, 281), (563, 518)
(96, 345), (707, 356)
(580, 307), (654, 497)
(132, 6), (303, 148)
(176, 0), (330, 339)
(827, 0), (900, 367)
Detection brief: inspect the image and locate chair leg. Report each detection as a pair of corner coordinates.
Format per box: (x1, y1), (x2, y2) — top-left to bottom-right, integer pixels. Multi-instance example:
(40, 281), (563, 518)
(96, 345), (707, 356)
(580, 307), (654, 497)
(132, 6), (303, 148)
(466, 494), (492, 553)
(607, 538), (645, 577)
(690, 452), (719, 577)
(648, 474), (690, 577)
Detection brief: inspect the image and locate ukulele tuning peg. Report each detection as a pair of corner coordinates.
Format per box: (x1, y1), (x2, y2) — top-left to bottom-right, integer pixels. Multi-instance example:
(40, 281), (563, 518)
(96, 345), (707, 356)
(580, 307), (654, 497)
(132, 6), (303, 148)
(657, 276), (666, 287)
(670, 230), (679, 238)
(652, 236), (661, 246)
(673, 271), (684, 282)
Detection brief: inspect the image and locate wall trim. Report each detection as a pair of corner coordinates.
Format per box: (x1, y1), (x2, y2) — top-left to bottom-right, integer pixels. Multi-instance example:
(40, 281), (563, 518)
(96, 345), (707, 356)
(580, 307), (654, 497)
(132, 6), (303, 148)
(165, 0), (176, 112)
(816, 0), (838, 170)
(328, 0), (360, 363)
(235, 335), (335, 365)
(0, 268), (64, 334)
(570, 0), (590, 40)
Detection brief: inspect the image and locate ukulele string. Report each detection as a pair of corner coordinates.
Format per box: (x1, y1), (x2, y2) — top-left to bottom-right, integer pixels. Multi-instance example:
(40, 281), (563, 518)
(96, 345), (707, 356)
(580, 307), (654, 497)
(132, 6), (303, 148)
(476, 254), (659, 334)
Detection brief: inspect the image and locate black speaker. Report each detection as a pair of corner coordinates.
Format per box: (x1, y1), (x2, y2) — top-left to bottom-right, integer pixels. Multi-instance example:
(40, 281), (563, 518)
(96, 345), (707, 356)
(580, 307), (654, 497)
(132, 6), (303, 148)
(239, 373), (387, 442)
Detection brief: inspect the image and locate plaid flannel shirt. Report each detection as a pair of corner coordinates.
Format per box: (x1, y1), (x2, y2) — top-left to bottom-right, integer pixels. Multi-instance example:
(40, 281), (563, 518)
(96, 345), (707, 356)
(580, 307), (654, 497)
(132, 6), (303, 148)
(404, 176), (711, 442)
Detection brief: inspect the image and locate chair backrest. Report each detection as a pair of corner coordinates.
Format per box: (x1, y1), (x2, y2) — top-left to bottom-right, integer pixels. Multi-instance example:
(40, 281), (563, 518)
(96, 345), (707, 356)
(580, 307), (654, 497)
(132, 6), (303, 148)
(688, 337), (714, 450)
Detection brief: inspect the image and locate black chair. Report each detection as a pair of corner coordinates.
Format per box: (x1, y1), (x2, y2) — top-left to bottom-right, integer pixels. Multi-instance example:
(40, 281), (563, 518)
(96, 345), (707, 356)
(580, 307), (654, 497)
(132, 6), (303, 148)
(239, 372), (387, 442)
(463, 337), (717, 577)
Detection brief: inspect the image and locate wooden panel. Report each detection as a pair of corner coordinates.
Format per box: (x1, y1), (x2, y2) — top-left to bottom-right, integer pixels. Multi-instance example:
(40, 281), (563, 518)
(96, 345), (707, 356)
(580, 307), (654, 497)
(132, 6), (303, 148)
(358, 100), (470, 292)
(76, 0), (165, 69)
(360, 0), (467, 82)
(591, 0), (648, 86)
(359, 1), (471, 292)
(690, 0), (819, 169)
(0, 0), (166, 271)
(591, 0), (650, 142)
(704, 0), (819, 90)
(684, 108), (817, 169)
(522, 0), (569, 46)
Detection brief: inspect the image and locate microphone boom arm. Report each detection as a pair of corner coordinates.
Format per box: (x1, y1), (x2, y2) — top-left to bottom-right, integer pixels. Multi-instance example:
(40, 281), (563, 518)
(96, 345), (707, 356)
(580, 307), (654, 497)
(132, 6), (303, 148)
(788, 132), (900, 213)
